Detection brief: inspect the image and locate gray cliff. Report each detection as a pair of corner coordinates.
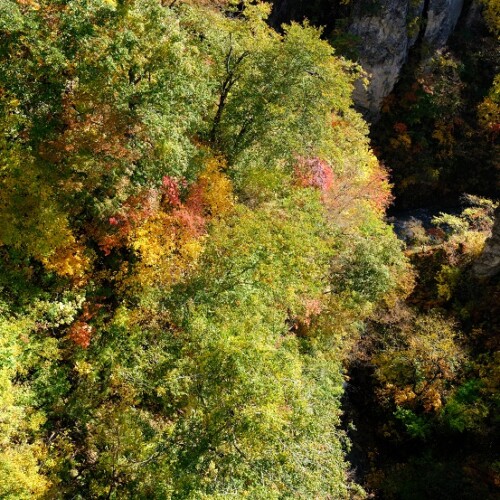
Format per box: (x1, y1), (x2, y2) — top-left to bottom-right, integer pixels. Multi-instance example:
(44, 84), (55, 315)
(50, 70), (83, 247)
(349, 0), (465, 117)
(474, 206), (500, 279)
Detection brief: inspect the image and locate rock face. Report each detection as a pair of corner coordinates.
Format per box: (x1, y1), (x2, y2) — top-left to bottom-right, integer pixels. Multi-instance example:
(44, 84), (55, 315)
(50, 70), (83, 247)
(349, 0), (465, 117)
(425, 0), (464, 46)
(473, 207), (500, 279)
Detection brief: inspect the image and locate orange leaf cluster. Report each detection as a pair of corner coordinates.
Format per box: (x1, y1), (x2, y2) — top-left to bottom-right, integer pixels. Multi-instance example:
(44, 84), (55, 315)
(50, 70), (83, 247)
(67, 302), (102, 348)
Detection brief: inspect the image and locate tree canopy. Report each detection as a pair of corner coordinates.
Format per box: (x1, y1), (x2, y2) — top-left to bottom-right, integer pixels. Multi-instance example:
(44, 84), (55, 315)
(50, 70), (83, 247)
(0, 1), (409, 497)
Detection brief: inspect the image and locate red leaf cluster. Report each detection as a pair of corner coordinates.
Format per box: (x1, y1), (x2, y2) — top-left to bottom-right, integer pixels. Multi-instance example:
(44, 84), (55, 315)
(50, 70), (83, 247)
(99, 188), (161, 255)
(394, 122), (408, 134)
(162, 175), (182, 208)
(294, 157), (334, 192)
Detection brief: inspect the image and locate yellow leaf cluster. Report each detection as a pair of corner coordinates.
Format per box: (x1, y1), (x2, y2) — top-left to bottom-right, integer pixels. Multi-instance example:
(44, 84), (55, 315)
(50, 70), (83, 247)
(394, 386), (417, 406)
(191, 158), (234, 217)
(482, 0), (500, 35)
(129, 212), (205, 289)
(390, 133), (412, 150)
(432, 121), (455, 158)
(423, 387), (443, 412)
(41, 237), (90, 280)
(0, 445), (50, 499)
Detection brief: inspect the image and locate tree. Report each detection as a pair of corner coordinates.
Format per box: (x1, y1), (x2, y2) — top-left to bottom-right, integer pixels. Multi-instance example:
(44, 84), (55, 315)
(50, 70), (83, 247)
(0, 1), (408, 496)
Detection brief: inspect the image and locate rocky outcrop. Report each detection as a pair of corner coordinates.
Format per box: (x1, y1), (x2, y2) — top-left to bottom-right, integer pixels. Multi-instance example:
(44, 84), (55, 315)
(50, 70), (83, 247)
(473, 207), (500, 279)
(425, 0), (464, 46)
(349, 0), (465, 117)
(348, 0), (423, 118)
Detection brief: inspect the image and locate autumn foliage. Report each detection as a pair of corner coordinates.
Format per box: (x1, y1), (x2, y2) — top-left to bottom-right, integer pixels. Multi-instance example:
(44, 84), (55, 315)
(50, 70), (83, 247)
(0, 1), (410, 498)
